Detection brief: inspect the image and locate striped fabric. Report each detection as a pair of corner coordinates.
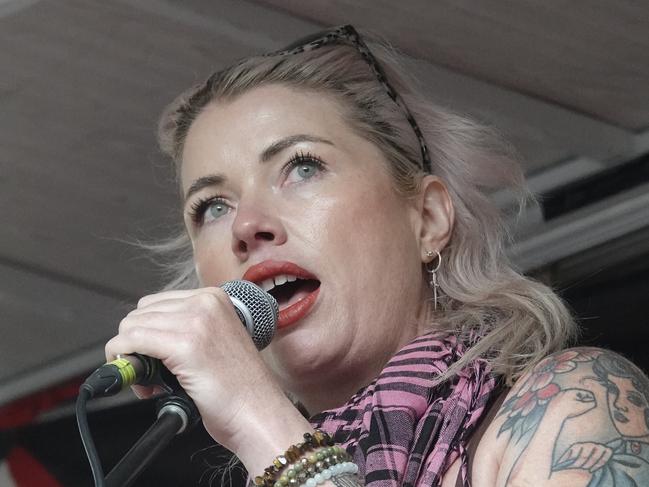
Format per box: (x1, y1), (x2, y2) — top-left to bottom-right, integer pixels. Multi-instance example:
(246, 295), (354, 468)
(310, 332), (497, 487)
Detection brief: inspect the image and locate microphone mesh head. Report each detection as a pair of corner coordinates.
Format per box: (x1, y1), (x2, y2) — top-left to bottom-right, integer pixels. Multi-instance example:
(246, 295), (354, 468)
(221, 280), (278, 350)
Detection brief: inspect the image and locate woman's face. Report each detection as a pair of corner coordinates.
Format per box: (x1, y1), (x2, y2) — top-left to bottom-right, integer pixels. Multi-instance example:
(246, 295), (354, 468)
(180, 84), (433, 408)
(606, 375), (649, 438)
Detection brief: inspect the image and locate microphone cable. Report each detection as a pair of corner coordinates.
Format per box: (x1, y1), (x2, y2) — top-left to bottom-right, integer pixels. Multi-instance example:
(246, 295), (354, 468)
(76, 384), (106, 487)
(74, 353), (163, 487)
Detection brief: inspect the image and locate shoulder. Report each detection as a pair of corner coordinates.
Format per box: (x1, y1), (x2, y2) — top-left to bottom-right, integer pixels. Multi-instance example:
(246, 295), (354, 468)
(497, 348), (649, 433)
(471, 348), (649, 486)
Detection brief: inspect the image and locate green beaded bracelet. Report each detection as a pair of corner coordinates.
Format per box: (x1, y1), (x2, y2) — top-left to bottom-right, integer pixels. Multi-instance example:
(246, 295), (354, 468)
(274, 446), (353, 487)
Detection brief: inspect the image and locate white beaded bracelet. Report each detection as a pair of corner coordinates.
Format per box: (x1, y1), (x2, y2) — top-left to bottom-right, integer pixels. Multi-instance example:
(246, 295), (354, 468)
(300, 462), (360, 487)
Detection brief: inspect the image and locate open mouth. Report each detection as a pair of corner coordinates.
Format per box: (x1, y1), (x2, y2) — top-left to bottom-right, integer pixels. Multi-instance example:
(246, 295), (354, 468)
(242, 261), (322, 329)
(260, 275), (321, 309)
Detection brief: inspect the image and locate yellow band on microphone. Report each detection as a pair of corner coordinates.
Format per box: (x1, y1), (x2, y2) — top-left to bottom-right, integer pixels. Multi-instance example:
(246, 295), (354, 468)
(110, 357), (137, 386)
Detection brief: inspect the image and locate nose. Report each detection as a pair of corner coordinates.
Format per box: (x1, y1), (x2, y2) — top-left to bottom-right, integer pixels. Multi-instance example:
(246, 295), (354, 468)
(613, 395), (629, 413)
(231, 200), (287, 259)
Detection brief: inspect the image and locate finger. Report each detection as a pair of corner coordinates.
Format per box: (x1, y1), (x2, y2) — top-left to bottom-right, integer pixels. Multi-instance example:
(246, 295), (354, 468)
(117, 311), (186, 337)
(584, 448), (606, 471)
(129, 298), (193, 316)
(591, 448), (612, 472)
(105, 326), (184, 363)
(131, 385), (153, 399)
(131, 384), (167, 400)
(570, 445), (586, 468)
(137, 287), (222, 309)
(137, 289), (203, 308)
(119, 302), (229, 336)
(558, 447), (576, 464)
(129, 289), (232, 317)
(581, 446), (602, 470)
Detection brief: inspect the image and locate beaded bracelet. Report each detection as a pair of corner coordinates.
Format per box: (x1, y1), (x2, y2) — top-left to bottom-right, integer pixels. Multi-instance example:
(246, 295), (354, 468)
(254, 430), (335, 487)
(278, 445), (354, 487)
(299, 461), (359, 487)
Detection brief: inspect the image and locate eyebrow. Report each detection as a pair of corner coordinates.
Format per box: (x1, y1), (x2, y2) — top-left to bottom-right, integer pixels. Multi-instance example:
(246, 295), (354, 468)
(183, 134), (334, 204)
(184, 174), (225, 205)
(260, 134), (334, 162)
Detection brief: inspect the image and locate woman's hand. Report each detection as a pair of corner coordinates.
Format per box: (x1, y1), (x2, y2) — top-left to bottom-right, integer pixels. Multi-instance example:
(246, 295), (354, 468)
(551, 388), (597, 418)
(104, 287), (308, 459)
(555, 441), (613, 472)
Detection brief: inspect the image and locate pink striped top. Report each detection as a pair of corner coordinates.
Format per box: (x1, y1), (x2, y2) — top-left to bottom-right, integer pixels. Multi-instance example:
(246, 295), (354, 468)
(310, 332), (498, 487)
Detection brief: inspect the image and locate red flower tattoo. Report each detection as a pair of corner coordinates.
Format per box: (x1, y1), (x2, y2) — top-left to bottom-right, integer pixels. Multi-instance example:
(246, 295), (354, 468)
(503, 350), (599, 420)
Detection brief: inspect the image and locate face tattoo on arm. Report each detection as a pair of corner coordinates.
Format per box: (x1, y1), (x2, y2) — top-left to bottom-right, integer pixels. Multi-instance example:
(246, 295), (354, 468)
(493, 348), (649, 487)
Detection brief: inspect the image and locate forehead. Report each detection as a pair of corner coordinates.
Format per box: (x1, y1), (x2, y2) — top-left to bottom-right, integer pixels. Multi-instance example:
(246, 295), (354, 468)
(608, 375), (636, 391)
(180, 84), (354, 186)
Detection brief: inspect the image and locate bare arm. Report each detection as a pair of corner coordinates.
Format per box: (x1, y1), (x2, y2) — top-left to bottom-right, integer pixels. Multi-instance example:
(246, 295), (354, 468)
(490, 348), (649, 487)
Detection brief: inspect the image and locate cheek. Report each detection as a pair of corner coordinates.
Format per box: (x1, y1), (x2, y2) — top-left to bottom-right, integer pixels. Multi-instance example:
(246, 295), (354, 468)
(626, 414), (649, 436)
(316, 184), (420, 294)
(629, 402), (648, 421)
(192, 230), (235, 285)
(631, 413), (644, 426)
(322, 179), (411, 239)
(348, 189), (417, 258)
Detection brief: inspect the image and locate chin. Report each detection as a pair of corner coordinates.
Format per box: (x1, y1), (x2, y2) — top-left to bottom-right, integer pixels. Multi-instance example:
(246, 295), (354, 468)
(618, 426), (648, 438)
(265, 331), (345, 381)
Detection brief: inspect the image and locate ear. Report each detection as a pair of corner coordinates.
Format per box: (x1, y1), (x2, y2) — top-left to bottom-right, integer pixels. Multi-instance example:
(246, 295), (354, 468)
(413, 175), (454, 261)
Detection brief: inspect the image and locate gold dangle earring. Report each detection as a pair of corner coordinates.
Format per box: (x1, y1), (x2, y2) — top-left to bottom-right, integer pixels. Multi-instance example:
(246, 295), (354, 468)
(425, 250), (442, 311)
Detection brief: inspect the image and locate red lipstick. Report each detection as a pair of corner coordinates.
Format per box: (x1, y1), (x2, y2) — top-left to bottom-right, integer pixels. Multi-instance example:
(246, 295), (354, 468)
(242, 260), (316, 283)
(242, 260), (320, 330)
(277, 287), (320, 330)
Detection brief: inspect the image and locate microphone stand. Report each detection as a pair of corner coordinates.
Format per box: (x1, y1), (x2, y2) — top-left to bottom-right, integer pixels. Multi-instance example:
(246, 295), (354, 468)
(105, 394), (199, 487)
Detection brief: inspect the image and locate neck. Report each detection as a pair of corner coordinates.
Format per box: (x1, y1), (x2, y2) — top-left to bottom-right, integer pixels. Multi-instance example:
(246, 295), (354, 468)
(288, 326), (428, 415)
(278, 284), (434, 416)
(290, 361), (381, 415)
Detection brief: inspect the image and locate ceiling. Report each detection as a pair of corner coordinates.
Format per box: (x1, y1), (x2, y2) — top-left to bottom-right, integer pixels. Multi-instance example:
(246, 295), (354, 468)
(1, 0), (648, 406)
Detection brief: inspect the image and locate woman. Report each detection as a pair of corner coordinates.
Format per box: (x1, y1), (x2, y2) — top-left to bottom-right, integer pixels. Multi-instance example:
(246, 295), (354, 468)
(105, 26), (649, 486)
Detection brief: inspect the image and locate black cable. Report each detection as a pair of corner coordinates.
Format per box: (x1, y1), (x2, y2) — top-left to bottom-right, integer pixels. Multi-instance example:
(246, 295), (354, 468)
(76, 386), (106, 487)
(76, 362), (199, 486)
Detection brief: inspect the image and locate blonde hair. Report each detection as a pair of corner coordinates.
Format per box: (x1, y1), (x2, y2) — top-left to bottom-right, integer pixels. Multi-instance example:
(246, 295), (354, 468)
(155, 30), (577, 385)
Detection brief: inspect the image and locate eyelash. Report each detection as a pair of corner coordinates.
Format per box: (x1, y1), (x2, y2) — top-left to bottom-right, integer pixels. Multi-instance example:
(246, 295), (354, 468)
(283, 150), (326, 178)
(628, 393), (644, 407)
(187, 151), (326, 225)
(189, 196), (228, 225)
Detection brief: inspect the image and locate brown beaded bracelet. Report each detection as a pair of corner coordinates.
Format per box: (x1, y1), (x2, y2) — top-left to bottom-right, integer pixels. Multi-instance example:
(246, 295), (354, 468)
(254, 430), (335, 487)
(275, 445), (353, 487)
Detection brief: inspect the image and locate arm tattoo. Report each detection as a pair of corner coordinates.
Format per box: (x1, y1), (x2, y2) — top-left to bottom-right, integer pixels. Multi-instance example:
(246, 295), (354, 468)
(494, 349), (649, 486)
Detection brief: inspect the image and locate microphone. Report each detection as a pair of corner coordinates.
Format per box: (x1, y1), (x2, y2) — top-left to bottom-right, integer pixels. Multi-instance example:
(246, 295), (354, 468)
(81, 280), (278, 399)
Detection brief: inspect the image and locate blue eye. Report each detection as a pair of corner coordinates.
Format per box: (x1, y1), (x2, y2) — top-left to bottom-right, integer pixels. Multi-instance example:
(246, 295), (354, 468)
(285, 151), (326, 182)
(296, 163), (317, 179)
(206, 200), (229, 221)
(189, 197), (231, 225)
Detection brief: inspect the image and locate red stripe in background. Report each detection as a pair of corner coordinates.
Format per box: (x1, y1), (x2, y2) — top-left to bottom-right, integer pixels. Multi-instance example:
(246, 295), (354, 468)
(0, 377), (84, 430)
(0, 376), (89, 486)
(7, 446), (62, 487)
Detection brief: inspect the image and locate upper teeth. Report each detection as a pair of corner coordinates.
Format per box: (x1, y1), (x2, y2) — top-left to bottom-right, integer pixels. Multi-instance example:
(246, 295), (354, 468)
(260, 274), (298, 292)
